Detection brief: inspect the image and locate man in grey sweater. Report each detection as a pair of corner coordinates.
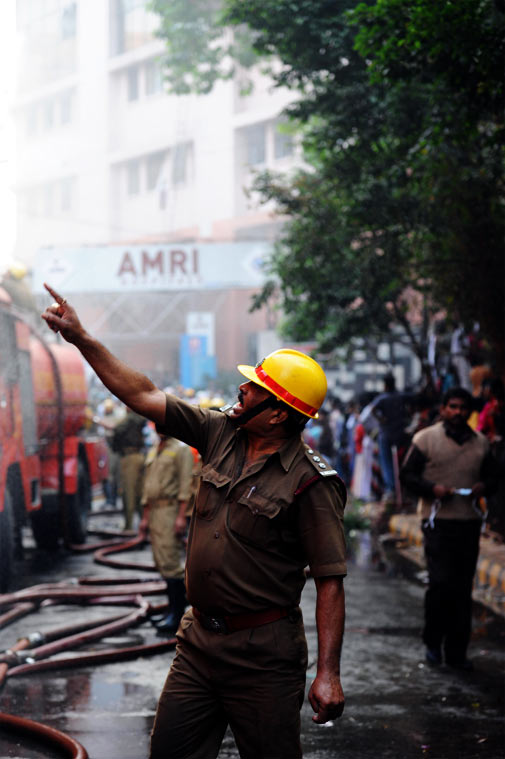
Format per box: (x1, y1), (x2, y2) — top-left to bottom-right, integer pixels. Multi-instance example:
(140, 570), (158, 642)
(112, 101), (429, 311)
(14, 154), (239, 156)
(401, 387), (498, 670)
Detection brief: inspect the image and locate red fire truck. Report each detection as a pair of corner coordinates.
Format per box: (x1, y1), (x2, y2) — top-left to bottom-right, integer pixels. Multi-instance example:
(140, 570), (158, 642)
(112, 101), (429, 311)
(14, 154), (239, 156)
(0, 288), (109, 591)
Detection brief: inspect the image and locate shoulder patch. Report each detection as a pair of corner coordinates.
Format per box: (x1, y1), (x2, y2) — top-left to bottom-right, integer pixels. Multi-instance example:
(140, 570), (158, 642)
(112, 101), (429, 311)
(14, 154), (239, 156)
(303, 445), (338, 477)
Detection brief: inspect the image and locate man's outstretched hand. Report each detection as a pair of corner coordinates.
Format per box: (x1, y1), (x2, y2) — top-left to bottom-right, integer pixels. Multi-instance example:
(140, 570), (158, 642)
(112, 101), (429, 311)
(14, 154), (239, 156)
(41, 283), (85, 344)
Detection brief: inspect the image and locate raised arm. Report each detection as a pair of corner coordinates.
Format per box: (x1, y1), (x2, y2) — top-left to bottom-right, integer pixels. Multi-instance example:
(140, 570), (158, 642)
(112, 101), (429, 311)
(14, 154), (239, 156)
(41, 283), (166, 425)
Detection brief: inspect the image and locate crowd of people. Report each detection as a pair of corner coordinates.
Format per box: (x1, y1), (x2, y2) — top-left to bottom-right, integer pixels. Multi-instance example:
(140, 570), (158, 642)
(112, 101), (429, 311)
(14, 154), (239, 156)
(304, 372), (502, 673)
(90, 362), (504, 584)
(302, 370), (504, 534)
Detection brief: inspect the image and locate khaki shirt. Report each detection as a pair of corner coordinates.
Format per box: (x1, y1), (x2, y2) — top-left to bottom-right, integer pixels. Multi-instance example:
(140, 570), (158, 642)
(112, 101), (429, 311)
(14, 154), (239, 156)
(142, 437), (194, 504)
(157, 395), (347, 616)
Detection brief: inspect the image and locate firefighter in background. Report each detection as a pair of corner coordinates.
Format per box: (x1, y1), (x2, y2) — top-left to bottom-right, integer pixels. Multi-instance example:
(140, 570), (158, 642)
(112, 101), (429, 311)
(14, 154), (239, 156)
(0, 261), (38, 316)
(96, 397), (125, 505)
(112, 407), (146, 530)
(142, 433), (194, 634)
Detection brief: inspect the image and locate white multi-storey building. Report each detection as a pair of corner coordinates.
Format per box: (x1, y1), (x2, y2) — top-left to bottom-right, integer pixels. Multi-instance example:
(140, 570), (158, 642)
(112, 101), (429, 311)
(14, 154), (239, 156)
(14, 0), (299, 252)
(12, 0), (300, 380)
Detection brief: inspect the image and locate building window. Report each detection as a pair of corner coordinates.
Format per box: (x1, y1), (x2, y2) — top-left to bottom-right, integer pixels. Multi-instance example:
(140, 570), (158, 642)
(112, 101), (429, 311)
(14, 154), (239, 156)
(60, 177), (74, 212)
(127, 160), (140, 195)
(44, 184), (55, 216)
(23, 90), (74, 138)
(127, 66), (139, 101)
(112, 0), (159, 55)
(61, 3), (77, 40)
(159, 178), (168, 210)
(274, 123), (294, 160)
(146, 151), (166, 191)
(145, 59), (163, 95)
(43, 100), (54, 130)
(22, 178), (75, 217)
(244, 123), (266, 165)
(25, 188), (39, 218)
(17, 0), (37, 30)
(172, 143), (190, 185)
(60, 91), (73, 124)
(25, 104), (38, 137)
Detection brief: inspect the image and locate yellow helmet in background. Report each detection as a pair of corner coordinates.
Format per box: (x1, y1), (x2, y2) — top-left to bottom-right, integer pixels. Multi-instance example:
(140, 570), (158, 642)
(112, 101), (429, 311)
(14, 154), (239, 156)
(237, 349), (327, 419)
(8, 261), (28, 280)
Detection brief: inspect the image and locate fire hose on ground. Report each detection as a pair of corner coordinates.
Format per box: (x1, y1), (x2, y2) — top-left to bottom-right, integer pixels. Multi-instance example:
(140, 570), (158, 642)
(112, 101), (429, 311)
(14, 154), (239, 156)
(0, 712), (89, 759)
(0, 520), (176, 757)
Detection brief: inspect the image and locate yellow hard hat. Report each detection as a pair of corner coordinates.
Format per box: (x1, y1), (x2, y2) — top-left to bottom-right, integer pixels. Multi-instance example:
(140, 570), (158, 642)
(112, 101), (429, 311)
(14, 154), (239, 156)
(237, 349), (327, 419)
(9, 261), (27, 280)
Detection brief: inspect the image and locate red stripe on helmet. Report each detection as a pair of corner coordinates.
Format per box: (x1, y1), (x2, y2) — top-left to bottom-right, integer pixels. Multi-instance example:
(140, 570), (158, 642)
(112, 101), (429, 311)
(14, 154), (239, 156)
(255, 365), (317, 417)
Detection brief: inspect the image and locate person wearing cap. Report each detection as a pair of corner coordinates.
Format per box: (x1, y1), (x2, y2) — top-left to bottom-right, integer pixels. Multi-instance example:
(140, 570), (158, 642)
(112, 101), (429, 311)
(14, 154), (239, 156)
(41, 283), (347, 759)
(112, 407), (146, 530)
(141, 432), (194, 635)
(0, 261), (38, 315)
(95, 397), (125, 506)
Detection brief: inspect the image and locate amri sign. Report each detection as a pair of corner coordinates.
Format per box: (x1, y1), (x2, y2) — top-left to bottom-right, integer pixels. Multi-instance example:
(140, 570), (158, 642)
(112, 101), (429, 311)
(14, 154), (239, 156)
(32, 243), (271, 293)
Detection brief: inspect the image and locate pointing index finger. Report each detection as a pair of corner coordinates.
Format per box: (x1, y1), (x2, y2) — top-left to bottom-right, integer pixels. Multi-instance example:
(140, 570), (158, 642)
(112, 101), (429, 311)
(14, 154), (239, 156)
(43, 282), (64, 304)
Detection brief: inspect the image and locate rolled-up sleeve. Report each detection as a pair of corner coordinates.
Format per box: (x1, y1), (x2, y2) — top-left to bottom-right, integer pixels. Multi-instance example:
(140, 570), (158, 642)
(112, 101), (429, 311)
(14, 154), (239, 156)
(176, 445), (196, 502)
(156, 394), (226, 457)
(298, 478), (347, 578)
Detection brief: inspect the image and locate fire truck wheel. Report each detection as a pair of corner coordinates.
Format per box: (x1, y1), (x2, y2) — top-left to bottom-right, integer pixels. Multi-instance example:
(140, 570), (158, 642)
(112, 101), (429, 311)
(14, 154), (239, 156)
(30, 508), (59, 550)
(67, 459), (92, 544)
(0, 490), (15, 592)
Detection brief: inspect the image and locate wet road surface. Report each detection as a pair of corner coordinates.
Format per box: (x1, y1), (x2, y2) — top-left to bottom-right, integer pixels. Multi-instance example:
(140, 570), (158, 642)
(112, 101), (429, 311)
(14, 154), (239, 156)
(1, 516), (504, 759)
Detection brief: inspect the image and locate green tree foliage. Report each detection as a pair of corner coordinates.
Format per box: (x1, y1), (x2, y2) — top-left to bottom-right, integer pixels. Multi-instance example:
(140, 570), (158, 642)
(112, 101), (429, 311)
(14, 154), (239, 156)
(152, 0), (505, 371)
(149, 0), (258, 94)
(350, 0), (505, 366)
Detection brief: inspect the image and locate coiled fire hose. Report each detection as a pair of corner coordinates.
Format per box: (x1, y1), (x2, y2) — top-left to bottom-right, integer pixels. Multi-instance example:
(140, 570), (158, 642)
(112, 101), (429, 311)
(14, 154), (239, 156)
(0, 522), (176, 757)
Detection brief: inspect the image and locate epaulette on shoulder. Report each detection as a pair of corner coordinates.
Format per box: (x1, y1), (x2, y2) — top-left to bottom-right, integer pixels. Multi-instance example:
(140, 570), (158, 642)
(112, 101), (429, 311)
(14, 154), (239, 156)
(295, 445), (347, 505)
(303, 445), (339, 478)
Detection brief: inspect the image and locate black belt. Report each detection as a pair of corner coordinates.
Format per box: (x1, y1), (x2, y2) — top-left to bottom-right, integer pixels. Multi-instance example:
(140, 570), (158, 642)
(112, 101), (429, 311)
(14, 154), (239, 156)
(192, 606), (290, 635)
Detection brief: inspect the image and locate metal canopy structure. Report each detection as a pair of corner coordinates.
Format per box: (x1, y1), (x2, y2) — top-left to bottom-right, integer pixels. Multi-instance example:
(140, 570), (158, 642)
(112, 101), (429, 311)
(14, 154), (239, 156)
(35, 287), (257, 389)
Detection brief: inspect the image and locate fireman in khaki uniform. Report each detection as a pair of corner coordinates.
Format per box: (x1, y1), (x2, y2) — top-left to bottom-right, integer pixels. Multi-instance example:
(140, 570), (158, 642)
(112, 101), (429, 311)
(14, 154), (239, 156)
(142, 434), (194, 633)
(112, 408), (145, 530)
(42, 285), (347, 759)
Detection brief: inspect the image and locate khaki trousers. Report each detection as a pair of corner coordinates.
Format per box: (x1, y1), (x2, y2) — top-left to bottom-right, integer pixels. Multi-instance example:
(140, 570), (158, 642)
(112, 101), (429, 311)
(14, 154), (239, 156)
(148, 500), (185, 580)
(149, 608), (307, 759)
(120, 452), (144, 530)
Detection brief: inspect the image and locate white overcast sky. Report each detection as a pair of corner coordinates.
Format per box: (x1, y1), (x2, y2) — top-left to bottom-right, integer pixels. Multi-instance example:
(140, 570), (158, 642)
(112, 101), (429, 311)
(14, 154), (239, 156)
(0, 0), (17, 271)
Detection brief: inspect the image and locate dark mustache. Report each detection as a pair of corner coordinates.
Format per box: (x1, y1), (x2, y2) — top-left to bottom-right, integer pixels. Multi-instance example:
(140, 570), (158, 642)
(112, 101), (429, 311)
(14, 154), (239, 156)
(238, 391), (244, 404)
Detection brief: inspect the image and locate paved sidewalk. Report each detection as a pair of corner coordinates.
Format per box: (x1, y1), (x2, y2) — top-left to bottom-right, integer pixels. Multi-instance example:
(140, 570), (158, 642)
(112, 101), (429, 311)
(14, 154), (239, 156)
(361, 502), (505, 618)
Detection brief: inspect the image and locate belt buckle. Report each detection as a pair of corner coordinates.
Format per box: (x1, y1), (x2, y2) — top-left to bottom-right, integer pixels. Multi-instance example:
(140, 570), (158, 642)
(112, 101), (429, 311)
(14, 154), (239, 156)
(207, 615), (228, 634)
